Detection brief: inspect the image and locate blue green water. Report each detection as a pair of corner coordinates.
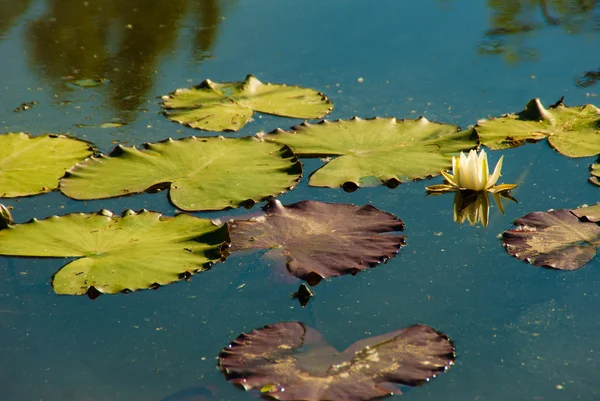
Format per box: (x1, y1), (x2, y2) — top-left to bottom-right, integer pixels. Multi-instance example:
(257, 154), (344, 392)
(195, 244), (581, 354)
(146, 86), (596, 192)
(1, 1), (599, 400)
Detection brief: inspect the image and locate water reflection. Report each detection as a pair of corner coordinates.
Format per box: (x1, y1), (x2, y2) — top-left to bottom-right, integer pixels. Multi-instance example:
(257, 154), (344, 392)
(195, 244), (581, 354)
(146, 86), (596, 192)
(429, 190), (517, 227)
(0, 0), (32, 39)
(480, 0), (600, 63)
(22, 0), (233, 121)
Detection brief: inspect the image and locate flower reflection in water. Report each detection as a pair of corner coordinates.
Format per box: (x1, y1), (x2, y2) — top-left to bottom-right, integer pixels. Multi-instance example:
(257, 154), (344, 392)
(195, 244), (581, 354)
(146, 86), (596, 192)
(452, 190), (517, 227)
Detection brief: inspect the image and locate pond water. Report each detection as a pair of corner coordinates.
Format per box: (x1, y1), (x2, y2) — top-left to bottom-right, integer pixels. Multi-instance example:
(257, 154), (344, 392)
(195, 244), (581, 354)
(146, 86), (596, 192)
(1, 0), (599, 400)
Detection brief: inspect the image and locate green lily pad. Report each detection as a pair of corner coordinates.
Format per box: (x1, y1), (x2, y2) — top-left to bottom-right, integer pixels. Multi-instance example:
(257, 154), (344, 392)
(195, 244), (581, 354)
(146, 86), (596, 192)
(475, 97), (600, 157)
(219, 322), (455, 400)
(571, 203), (600, 223)
(263, 117), (477, 189)
(228, 200), (405, 285)
(589, 160), (600, 187)
(0, 209), (228, 296)
(0, 133), (93, 197)
(59, 136), (302, 211)
(161, 74), (333, 132)
(502, 207), (600, 270)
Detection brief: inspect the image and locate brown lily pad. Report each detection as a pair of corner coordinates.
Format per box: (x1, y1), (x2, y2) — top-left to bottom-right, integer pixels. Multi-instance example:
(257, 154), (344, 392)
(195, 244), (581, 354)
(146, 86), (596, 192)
(227, 200), (405, 285)
(219, 321), (455, 401)
(502, 208), (600, 270)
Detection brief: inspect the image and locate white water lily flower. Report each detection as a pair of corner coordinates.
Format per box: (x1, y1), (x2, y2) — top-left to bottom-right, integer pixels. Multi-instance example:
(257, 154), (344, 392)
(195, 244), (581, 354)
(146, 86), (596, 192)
(426, 149), (517, 193)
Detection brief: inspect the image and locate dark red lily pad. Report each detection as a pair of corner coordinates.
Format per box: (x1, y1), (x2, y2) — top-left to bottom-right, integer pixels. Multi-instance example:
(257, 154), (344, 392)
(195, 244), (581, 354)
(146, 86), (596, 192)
(502, 208), (600, 270)
(219, 322), (455, 401)
(227, 200), (405, 285)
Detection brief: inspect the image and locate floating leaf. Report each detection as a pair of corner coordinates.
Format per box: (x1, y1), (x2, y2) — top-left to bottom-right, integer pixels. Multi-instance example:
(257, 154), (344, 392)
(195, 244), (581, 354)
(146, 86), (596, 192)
(68, 78), (110, 88)
(59, 136), (302, 211)
(0, 209), (228, 296)
(263, 117), (477, 189)
(13, 101), (38, 112)
(570, 203), (600, 223)
(589, 160), (600, 187)
(219, 321), (455, 401)
(228, 200), (405, 285)
(162, 74), (333, 132)
(0, 133), (93, 197)
(475, 97), (600, 157)
(502, 208), (600, 270)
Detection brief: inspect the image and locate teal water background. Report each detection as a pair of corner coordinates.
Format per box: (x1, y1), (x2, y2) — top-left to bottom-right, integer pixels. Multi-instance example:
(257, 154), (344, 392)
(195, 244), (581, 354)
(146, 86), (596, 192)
(0, 1), (599, 400)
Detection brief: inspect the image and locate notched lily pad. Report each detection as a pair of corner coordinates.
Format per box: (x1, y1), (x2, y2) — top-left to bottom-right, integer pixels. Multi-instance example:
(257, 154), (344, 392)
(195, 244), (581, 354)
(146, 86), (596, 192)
(476, 97), (600, 157)
(228, 200), (405, 285)
(162, 74), (333, 132)
(219, 321), (455, 401)
(0, 209), (228, 296)
(0, 132), (94, 197)
(502, 207), (600, 270)
(263, 117), (477, 189)
(589, 159), (600, 187)
(59, 136), (302, 211)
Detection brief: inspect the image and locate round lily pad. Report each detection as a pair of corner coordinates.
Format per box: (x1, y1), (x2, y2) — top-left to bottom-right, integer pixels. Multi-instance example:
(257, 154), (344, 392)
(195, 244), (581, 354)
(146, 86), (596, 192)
(219, 321), (455, 401)
(228, 200), (405, 285)
(0, 132), (93, 197)
(59, 136), (302, 211)
(0, 209), (228, 296)
(502, 207), (600, 270)
(263, 117), (477, 188)
(162, 74), (333, 132)
(475, 97), (600, 157)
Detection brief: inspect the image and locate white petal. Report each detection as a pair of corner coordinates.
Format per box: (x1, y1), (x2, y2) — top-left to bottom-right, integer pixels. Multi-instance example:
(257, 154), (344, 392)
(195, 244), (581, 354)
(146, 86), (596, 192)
(488, 155), (504, 188)
(465, 150), (479, 190)
(478, 150), (489, 191)
(456, 152), (468, 188)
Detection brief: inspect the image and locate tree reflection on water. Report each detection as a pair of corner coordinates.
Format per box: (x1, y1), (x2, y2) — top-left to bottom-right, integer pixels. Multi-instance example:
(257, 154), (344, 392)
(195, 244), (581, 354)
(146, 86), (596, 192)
(1, 0), (235, 122)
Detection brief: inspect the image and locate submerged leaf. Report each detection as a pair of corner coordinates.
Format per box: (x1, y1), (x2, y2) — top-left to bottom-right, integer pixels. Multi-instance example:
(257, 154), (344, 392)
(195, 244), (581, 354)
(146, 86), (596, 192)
(162, 74), (333, 132)
(502, 208), (600, 270)
(219, 321), (455, 401)
(59, 136), (302, 211)
(0, 209), (228, 295)
(228, 200), (405, 285)
(0, 133), (93, 197)
(475, 97), (600, 157)
(264, 117), (477, 188)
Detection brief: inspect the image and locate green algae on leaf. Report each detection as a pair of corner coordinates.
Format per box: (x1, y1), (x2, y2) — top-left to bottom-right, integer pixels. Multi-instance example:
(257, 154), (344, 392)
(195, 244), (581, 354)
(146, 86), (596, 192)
(59, 136), (302, 212)
(219, 321), (455, 401)
(0, 133), (94, 197)
(502, 206), (600, 270)
(263, 117), (477, 189)
(162, 74), (333, 132)
(228, 200), (405, 285)
(475, 97), (600, 157)
(0, 209), (228, 296)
